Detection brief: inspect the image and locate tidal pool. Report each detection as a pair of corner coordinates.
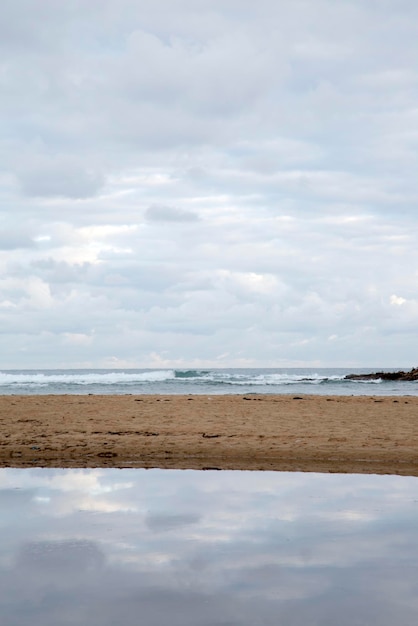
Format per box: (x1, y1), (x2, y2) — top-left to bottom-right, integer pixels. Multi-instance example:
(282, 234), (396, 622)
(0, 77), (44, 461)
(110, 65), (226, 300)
(0, 469), (417, 625)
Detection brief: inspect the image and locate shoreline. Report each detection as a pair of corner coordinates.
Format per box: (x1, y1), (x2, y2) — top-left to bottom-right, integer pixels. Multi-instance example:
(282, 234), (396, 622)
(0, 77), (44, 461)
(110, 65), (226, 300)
(1, 394), (418, 475)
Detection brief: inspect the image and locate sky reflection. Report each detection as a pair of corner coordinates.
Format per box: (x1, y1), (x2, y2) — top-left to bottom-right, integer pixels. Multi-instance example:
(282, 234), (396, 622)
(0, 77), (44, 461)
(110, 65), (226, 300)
(0, 469), (417, 625)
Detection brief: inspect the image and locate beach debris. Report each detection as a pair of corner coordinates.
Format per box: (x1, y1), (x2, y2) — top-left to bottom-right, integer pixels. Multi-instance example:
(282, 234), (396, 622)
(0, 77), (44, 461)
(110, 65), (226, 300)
(107, 430), (159, 436)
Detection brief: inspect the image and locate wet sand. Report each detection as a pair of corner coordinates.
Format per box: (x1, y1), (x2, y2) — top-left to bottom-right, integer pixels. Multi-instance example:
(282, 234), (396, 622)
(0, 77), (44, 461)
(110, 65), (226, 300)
(1, 394), (417, 475)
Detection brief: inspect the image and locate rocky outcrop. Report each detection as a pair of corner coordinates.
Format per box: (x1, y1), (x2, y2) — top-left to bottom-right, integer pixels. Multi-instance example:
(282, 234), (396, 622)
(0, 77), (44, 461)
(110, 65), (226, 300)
(345, 368), (418, 381)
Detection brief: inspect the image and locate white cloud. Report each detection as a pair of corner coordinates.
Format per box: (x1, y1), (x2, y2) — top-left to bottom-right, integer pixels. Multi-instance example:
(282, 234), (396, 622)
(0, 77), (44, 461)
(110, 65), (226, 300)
(390, 295), (407, 306)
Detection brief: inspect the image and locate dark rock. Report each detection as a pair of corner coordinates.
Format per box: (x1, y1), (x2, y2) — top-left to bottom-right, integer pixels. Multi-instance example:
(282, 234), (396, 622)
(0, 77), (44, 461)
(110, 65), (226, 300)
(345, 367), (418, 382)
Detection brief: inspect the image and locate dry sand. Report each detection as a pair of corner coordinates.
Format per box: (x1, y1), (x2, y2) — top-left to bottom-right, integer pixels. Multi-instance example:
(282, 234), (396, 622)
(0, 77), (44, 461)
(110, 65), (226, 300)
(1, 394), (417, 475)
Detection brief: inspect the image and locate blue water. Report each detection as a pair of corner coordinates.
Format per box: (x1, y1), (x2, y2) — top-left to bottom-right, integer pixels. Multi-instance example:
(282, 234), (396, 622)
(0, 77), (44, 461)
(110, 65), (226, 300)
(0, 367), (416, 395)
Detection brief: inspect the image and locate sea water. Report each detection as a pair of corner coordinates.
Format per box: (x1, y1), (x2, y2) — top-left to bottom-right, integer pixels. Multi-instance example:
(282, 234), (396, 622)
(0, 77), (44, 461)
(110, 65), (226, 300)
(0, 468), (417, 625)
(0, 367), (417, 395)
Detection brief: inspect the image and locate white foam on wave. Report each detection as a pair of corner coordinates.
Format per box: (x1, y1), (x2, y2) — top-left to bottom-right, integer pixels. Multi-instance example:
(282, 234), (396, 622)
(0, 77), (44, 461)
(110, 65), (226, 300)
(0, 369), (386, 392)
(0, 370), (176, 387)
(189, 372), (346, 385)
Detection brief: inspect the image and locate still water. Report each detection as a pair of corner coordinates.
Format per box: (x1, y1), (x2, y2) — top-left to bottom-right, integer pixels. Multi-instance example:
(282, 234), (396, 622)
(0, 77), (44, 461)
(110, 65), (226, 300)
(0, 469), (417, 625)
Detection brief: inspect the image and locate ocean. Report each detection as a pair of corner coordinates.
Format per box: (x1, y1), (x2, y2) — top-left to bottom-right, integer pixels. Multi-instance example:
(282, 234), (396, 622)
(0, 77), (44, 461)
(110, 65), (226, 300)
(0, 367), (416, 395)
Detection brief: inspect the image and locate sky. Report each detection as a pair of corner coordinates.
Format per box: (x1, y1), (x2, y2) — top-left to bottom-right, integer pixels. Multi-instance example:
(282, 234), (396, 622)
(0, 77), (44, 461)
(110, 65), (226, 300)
(1, 0), (418, 369)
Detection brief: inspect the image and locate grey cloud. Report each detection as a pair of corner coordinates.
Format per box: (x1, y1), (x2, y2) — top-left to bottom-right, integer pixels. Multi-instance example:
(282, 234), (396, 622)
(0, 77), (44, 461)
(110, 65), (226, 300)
(30, 258), (93, 285)
(145, 204), (199, 222)
(145, 512), (200, 532)
(17, 159), (104, 199)
(17, 540), (105, 575)
(0, 488), (36, 510)
(0, 230), (35, 250)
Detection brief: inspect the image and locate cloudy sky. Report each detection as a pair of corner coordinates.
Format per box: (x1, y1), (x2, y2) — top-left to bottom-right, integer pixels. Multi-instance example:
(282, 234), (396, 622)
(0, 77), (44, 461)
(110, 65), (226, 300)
(1, 0), (418, 369)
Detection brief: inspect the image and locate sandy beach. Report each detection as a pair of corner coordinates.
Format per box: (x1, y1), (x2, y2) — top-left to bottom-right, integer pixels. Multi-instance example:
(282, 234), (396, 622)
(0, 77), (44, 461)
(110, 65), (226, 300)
(0, 394), (417, 475)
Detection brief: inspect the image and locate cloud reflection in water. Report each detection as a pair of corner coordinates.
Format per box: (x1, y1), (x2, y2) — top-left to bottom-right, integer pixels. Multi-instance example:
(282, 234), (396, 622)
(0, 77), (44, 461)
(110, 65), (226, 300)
(0, 469), (417, 625)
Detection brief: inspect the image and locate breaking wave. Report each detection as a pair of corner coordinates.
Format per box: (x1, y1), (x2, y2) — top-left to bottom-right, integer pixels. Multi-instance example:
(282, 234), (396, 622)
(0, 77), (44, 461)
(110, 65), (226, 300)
(191, 371), (348, 386)
(0, 370), (176, 389)
(0, 368), (389, 394)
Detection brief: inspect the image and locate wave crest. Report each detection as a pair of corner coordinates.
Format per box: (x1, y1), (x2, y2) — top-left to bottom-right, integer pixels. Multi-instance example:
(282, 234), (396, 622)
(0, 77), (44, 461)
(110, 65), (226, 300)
(0, 370), (176, 388)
